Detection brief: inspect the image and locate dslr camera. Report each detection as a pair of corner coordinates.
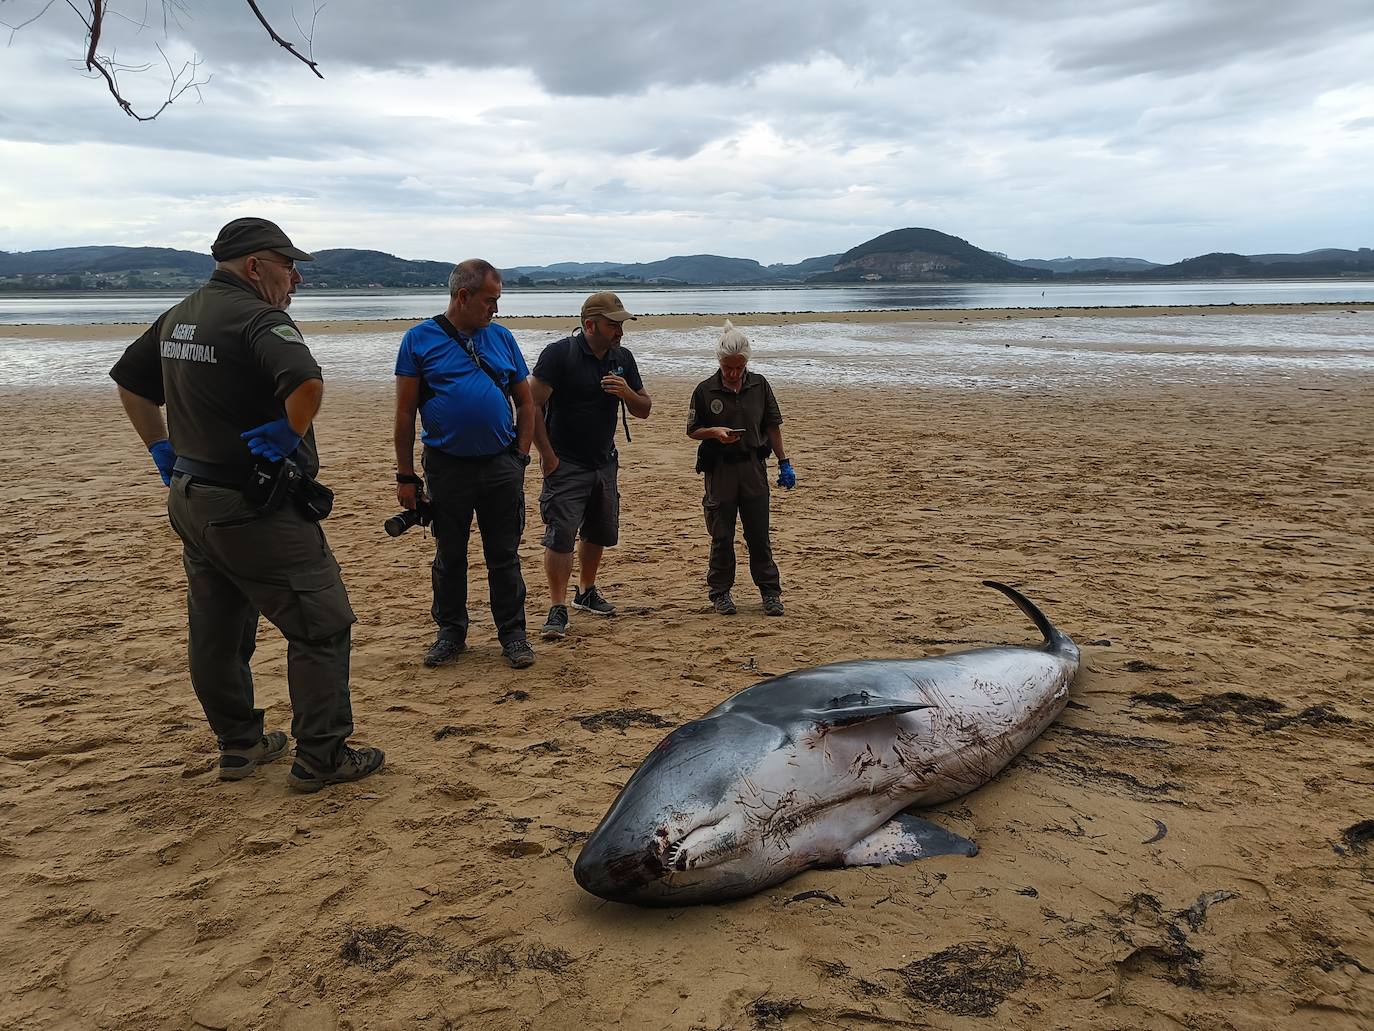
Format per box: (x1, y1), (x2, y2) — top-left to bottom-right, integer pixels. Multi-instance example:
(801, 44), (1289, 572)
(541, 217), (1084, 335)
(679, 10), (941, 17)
(384, 499), (434, 537)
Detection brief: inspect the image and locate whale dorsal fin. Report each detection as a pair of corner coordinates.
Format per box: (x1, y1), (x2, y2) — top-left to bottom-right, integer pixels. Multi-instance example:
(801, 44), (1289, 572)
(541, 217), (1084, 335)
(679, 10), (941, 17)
(803, 691), (932, 728)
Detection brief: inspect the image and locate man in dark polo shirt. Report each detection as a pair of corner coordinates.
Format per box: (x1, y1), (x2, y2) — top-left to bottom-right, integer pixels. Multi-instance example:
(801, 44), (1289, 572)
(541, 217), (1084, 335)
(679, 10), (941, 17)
(687, 320), (796, 616)
(530, 292), (652, 639)
(110, 217), (384, 793)
(394, 259), (537, 670)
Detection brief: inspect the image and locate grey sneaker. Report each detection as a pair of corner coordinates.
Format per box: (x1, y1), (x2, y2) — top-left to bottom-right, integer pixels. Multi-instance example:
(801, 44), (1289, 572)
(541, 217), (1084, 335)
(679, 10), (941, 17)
(286, 745), (385, 794)
(423, 634), (466, 668)
(219, 730), (289, 781)
(541, 604), (569, 640)
(711, 592), (737, 615)
(572, 585), (616, 616)
(502, 639), (535, 669)
(762, 594), (785, 617)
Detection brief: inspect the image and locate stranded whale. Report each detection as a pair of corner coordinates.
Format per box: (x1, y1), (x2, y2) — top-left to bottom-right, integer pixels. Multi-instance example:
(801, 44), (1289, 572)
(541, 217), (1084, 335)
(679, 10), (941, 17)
(574, 581), (1079, 905)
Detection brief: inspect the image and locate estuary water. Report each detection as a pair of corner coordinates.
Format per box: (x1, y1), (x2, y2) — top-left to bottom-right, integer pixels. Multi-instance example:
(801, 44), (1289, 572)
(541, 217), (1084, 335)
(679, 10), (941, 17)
(3, 279), (1374, 325)
(5, 310), (1371, 392)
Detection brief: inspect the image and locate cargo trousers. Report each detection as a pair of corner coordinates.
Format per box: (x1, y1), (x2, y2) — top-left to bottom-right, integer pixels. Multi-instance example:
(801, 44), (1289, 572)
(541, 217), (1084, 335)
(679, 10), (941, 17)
(423, 444), (529, 646)
(702, 457), (781, 599)
(167, 474), (356, 769)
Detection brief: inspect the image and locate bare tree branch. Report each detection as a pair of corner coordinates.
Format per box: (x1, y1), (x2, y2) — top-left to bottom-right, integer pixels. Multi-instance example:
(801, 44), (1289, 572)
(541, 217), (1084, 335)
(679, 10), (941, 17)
(4, 0), (324, 119)
(245, 0), (323, 78)
(0, 0), (63, 43)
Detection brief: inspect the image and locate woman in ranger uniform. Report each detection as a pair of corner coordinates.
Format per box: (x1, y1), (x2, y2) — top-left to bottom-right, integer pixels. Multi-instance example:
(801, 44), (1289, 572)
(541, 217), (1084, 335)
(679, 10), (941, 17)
(686, 321), (797, 616)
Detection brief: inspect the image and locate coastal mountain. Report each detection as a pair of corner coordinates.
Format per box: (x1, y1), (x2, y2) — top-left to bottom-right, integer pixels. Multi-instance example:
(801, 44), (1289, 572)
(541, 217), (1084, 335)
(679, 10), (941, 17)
(809, 228), (1050, 282)
(309, 249), (451, 289)
(1013, 256), (1162, 273)
(1, 232), (1369, 290)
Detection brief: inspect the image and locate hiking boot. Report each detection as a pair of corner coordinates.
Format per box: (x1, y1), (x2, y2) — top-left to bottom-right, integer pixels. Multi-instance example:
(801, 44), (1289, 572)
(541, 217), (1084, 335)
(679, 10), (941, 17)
(286, 745), (385, 794)
(711, 592), (737, 615)
(572, 585), (616, 616)
(541, 604), (569, 640)
(502, 638), (536, 669)
(762, 593), (785, 617)
(219, 730), (289, 781)
(423, 634), (466, 668)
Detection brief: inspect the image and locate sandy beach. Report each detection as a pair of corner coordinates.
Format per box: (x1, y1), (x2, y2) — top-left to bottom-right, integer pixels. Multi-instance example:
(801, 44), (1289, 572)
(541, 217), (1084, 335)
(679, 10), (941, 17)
(1, 307), (1372, 1029)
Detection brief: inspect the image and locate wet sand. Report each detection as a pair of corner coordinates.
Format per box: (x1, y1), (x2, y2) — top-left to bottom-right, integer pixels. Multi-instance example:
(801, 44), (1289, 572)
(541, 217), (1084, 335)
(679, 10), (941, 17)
(1, 311), (1372, 1029)
(2, 299), (1371, 340)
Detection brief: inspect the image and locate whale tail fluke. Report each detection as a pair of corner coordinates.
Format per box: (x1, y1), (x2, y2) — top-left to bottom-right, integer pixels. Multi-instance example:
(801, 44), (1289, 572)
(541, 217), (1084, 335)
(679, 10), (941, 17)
(981, 580), (1078, 659)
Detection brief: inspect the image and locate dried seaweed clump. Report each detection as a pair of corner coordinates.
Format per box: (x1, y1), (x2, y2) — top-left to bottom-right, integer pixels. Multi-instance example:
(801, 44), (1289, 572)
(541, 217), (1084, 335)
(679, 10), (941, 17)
(899, 942), (1027, 1017)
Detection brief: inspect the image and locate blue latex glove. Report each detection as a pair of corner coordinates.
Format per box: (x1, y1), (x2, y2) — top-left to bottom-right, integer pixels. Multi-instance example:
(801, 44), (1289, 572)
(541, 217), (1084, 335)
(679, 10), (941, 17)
(240, 418), (302, 462)
(777, 458), (797, 490)
(148, 438), (176, 486)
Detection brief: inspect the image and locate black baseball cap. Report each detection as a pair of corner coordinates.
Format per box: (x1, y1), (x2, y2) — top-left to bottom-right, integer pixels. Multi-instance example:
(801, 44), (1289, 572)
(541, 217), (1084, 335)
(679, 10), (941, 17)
(211, 218), (315, 262)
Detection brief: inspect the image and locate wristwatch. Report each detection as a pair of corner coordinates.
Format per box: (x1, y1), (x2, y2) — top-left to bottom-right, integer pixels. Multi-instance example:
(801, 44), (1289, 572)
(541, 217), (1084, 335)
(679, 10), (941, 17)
(516, 451), (532, 466)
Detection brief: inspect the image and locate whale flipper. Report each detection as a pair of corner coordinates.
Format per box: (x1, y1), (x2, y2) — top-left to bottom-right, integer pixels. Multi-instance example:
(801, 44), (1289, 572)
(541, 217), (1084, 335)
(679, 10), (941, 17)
(839, 812), (978, 867)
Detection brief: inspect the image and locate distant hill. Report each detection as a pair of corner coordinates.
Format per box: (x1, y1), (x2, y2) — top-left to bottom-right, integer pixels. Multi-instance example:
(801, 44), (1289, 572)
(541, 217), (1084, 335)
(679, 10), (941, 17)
(1013, 256), (1161, 273)
(603, 254), (773, 285)
(309, 248), (451, 289)
(0, 246), (211, 277)
(508, 261), (624, 281)
(1144, 249), (1374, 279)
(810, 228), (1050, 283)
(1246, 248), (1373, 265)
(1, 234), (1370, 291)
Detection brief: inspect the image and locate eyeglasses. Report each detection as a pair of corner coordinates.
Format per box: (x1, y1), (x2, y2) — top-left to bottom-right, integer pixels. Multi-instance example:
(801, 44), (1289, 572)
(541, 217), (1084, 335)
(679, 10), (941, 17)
(254, 255), (297, 272)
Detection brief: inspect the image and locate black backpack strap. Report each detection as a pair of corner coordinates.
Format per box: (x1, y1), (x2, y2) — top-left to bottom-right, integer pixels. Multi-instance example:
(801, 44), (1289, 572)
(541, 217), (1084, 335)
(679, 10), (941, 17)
(433, 313), (512, 401)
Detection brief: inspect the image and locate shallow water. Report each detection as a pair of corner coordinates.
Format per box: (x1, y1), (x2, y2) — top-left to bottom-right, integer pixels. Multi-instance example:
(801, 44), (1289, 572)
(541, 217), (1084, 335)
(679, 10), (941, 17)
(5, 311), (1371, 391)
(4, 279), (1374, 325)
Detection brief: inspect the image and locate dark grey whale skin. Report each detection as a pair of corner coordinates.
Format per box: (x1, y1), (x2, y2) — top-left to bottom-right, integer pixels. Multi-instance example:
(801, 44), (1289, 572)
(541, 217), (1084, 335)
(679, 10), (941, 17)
(574, 581), (1080, 906)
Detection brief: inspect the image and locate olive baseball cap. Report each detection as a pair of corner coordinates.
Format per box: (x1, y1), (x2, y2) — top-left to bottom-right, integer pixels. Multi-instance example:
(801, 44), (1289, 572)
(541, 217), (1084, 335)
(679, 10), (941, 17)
(581, 291), (636, 323)
(211, 218), (315, 262)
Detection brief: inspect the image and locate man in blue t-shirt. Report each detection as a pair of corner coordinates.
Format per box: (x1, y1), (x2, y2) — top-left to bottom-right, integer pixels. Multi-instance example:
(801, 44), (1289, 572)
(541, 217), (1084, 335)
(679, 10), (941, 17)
(530, 291), (652, 640)
(394, 259), (537, 669)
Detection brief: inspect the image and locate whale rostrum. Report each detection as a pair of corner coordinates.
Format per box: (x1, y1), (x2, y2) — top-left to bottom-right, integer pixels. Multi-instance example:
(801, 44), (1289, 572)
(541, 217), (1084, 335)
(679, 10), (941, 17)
(573, 581), (1080, 905)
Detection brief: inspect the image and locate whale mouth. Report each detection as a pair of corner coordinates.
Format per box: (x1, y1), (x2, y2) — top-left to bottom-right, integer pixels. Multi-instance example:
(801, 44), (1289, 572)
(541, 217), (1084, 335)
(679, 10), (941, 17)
(662, 819), (742, 874)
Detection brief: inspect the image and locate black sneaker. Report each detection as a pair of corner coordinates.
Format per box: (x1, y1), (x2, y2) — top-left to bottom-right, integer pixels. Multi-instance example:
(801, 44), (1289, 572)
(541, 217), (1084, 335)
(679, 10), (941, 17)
(762, 594), (785, 617)
(219, 730), (289, 781)
(423, 635), (466, 668)
(572, 585), (616, 616)
(711, 592), (737, 615)
(541, 604), (569, 640)
(286, 745), (385, 794)
(502, 639), (535, 669)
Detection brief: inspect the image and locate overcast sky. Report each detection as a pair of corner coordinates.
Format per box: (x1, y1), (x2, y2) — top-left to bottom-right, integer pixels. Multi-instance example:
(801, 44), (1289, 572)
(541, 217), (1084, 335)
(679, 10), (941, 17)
(1, 0), (1371, 264)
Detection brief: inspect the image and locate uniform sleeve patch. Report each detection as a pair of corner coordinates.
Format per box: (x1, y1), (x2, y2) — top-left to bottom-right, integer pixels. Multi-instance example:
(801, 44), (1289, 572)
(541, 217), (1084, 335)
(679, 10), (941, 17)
(270, 324), (305, 344)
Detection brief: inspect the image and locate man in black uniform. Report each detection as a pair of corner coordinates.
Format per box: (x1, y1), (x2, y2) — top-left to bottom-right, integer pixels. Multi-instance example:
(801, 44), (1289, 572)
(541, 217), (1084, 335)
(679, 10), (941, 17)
(110, 217), (384, 793)
(529, 292), (652, 640)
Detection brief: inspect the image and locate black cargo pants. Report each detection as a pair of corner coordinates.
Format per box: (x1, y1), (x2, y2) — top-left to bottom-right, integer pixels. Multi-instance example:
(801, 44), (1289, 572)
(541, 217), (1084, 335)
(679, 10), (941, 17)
(702, 457), (781, 599)
(167, 474), (356, 769)
(423, 444), (528, 646)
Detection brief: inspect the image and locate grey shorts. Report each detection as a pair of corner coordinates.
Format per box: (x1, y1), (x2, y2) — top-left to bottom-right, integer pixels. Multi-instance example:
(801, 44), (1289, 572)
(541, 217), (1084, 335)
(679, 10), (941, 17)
(539, 457), (619, 553)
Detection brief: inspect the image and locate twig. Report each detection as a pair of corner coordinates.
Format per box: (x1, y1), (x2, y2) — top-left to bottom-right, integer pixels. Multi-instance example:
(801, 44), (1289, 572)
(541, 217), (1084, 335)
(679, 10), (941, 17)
(246, 0), (323, 77)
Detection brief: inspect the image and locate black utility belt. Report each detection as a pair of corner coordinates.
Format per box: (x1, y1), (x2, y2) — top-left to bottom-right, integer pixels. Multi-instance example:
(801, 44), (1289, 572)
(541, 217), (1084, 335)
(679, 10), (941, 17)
(174, 456), (334, 522)
(717, 448), (762, 465)
(427, 443), (526, 463)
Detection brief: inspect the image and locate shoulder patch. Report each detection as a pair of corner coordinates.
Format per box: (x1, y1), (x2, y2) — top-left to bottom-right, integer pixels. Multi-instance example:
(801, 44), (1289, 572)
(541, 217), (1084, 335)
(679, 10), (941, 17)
(270, 324), (305, 344)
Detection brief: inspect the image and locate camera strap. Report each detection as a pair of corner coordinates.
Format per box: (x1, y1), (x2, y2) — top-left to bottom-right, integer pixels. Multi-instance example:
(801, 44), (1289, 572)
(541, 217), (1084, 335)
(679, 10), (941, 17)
(433, 315), (513, 413)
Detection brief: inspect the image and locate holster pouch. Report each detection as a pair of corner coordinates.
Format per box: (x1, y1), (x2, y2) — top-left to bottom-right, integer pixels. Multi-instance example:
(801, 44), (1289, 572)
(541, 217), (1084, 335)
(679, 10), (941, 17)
(695, 440), (718, 475)
(294, 475), (334, 522)
(242, 458), (301, 515)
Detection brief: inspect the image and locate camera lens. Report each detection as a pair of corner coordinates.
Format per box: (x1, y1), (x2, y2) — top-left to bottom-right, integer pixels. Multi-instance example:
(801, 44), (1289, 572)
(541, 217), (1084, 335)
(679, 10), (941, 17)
(384, 510), (416, 537)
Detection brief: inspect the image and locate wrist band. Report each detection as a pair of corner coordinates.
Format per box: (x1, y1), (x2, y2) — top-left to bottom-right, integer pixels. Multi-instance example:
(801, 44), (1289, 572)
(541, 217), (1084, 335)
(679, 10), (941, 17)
(396, 473), (424, 485)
